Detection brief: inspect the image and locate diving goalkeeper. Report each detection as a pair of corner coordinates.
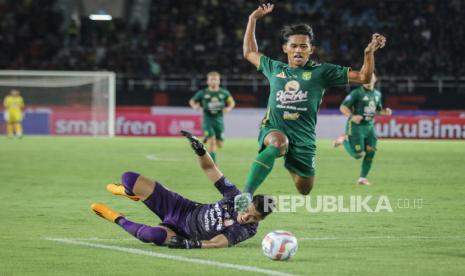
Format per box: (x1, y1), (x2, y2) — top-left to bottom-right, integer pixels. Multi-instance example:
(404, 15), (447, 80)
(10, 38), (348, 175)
(91, 131), (273, 249)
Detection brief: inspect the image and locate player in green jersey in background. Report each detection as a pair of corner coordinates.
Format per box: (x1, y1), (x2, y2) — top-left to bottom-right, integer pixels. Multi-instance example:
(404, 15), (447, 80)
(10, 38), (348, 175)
(190, 71), (235, 163)
(235, 3), (387, 210)
(334, 73), (392, 186)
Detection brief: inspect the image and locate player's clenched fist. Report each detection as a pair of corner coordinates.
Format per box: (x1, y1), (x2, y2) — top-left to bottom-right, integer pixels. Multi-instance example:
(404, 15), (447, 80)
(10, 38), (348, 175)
(365, 33), (387, 54)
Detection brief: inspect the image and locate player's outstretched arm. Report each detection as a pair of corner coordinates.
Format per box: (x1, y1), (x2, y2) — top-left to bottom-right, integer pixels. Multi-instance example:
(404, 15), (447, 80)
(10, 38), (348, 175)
(378, 107), (392, 116)
(189, 99), (201, 111)
(340, 105), (363, 124)
(180, 130), (223, 183)
(348, 33), (386, 84)
(243, 3), (274, 68)
(168, 234), (228, 249)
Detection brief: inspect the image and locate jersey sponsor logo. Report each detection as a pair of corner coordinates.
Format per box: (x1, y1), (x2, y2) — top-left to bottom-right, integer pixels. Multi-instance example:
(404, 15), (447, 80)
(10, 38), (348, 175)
(202, 203), (230, 232)
(302, 71), (312, 80)
(204, 94), (211, 99)
(363, 101), (377, 118)
(276, 81), (309, 104)
(363, 96), (369, 101)
(283, 111), (300, 120)
(285, 80), (300, 92)
(276, 72), (286, 78)
(207, 97), (223, 113)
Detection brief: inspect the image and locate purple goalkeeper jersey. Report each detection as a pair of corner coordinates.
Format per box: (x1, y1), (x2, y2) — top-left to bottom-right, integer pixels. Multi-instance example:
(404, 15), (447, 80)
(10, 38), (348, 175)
(183, 176), (258, 246)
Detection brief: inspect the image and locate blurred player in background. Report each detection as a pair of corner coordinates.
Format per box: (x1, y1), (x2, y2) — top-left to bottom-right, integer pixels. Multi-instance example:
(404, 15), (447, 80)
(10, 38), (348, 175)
(189, 71), (235, 163)
(235, 3), (386, 210)
(3, 89), (25, 138)
(334, 73), (392, 185)
(91, 131), (273, 249)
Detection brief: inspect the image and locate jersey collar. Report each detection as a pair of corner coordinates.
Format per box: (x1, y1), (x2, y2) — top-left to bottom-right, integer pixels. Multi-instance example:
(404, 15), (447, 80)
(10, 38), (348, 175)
(361, 86), (375, 92)
(285, 60), (316, 70)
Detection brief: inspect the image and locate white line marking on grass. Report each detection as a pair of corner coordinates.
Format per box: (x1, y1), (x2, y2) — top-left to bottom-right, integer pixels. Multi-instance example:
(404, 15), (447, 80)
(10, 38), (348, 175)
(145, 154), (183, 161)
(46, 238), (299, 276)
(48, 237), (135, 241)
(300, 235), (465, 241)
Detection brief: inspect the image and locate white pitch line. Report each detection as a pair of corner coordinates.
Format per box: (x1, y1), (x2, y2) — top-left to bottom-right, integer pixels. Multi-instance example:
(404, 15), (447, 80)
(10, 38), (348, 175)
(300, 235), (465, 241)
(145, 154), (183, 161)
(49, 237), (135, 241)
(46, 238), (299, 276)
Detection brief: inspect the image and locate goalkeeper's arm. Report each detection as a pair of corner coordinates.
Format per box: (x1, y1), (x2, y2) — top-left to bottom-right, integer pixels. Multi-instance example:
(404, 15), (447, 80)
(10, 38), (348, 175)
(168, 234), (229, 249)
(180, 130), (223, 183)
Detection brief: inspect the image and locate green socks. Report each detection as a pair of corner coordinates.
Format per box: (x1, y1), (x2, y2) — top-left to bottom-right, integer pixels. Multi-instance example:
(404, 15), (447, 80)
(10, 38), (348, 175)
(209, 152), (216, 163)
(244, 145), (281, 194)
(361, 150), (375, 177)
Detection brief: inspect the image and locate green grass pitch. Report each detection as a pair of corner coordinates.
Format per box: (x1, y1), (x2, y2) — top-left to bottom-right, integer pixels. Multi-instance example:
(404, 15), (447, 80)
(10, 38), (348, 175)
(1, 136), (464, 275)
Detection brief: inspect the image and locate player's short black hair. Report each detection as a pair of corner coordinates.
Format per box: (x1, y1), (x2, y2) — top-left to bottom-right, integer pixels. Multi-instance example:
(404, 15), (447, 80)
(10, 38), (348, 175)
(281, 24), (314, 43)
(253, 195), (275, 219)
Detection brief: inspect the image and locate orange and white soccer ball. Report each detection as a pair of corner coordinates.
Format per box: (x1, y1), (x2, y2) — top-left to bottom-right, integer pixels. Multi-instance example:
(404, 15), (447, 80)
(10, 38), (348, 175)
(261, 230), (298, 261)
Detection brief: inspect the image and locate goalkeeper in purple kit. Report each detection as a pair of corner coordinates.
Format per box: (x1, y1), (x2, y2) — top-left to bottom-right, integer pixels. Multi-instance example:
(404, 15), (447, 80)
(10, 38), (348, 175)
(91, 131), (273, 249)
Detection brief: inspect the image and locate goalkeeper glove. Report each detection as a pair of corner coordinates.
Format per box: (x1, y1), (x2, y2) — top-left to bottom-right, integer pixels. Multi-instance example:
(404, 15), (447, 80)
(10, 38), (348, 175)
(180, 130), (206, 156)
(168, 236), (202, 249)
(234, 193), (252, 212)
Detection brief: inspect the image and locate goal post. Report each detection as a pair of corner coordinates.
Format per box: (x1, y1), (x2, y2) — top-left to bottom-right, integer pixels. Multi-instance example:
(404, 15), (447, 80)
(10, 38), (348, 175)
(0, 70), (116, 137)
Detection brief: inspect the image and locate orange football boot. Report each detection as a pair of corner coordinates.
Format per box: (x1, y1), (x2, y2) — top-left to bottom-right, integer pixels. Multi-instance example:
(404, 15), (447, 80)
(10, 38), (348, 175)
(91, 202), (123, 223)
(106, 183), (141, 201)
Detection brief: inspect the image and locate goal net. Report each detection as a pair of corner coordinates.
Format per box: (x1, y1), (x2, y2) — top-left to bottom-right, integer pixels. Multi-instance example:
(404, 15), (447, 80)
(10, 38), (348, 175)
(0, 70), (115, 137)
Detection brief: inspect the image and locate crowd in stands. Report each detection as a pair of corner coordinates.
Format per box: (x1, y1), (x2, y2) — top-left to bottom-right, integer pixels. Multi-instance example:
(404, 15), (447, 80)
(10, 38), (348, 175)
(0, 0), (463, 79)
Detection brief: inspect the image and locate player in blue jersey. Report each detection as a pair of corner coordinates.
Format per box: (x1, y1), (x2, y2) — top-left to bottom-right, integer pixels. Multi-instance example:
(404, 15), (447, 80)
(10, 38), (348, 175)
(91, 131), (274, 249)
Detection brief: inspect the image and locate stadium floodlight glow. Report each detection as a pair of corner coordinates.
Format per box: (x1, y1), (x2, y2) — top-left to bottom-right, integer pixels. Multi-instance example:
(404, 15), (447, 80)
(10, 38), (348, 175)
(89, 14), (112, 21)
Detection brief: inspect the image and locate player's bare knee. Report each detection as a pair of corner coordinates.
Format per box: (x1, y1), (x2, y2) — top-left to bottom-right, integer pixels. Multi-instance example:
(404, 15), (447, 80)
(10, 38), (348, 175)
(266, 133), (289, 155)
(295, 177), (313, 195)
(133, 175), (157, 199)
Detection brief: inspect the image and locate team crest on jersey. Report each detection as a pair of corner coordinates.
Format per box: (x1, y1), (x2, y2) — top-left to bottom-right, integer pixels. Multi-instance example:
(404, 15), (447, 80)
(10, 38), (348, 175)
(363, 96), (369, 101)
(302, 71), (312, 80)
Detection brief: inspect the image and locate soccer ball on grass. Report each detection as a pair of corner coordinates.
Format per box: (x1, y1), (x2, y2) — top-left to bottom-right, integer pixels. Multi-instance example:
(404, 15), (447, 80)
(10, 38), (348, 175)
(261, 230), (298, 261)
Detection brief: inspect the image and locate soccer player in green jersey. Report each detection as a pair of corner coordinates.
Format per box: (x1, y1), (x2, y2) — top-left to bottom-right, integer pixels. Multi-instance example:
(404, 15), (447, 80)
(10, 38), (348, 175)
(334, 73), (392, 185)
(235, 3), (387, 209)
(189, 71), (236, 163)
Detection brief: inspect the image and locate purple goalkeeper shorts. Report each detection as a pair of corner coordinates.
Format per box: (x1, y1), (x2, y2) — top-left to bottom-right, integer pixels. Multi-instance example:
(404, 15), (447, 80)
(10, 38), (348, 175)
(143, 182), (198, 236)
